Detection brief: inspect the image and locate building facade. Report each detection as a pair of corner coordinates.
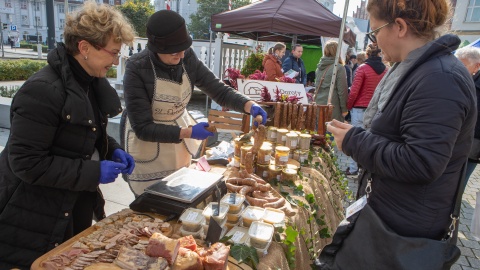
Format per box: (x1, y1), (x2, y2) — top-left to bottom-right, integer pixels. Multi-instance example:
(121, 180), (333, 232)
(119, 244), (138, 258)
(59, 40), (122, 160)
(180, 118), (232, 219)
(450, 0), (480, 43)
(154, 0), (199, 25)
(0, 0), (124, 44)
(352, 0), (368, 20)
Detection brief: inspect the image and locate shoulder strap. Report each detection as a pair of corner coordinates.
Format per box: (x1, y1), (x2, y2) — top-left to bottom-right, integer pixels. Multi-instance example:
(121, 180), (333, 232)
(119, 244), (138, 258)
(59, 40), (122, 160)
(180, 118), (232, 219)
(312, 64), (333, 103)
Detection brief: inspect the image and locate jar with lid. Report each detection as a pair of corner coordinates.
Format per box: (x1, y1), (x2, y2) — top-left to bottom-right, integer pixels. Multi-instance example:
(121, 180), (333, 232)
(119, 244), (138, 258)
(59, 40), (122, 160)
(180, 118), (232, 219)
(257, 145), (272, 165)
(276, 129), (289, 145)
(255, 164), (270, 180)
(281, 168), (298, 183)
(299, 134), (312, 150)
(299, 150), (309, 165)
(268, 164), (282, 181)
(240, 145), (253, 167)
(275, 146), (290, 167)
(285, 133), (298, 150)
(233, 138), (243, 157)
(267, 126), (277, 142)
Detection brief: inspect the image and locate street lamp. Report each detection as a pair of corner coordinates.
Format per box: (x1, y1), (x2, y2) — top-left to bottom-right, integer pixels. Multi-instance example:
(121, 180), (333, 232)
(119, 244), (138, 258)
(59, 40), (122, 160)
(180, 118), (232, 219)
(33, 0), (41, 59)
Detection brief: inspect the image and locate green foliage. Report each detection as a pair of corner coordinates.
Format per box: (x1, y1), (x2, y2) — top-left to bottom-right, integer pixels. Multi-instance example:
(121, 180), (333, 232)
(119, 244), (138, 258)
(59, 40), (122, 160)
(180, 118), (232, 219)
(117, 0), (154, 38)
(0, 85), (20, 98)
(0, 59), (47, 81)
(241, 50), (265, 77)
(106, 67), (117, 78)
(230, 244), (259, 269)
(188, 0), (250, 40)
(282, 225), (298, 269)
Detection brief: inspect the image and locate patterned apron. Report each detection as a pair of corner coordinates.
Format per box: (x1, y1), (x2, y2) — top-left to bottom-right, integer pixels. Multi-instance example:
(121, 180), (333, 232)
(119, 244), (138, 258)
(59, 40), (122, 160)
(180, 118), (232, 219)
(125, 58), (201, 196)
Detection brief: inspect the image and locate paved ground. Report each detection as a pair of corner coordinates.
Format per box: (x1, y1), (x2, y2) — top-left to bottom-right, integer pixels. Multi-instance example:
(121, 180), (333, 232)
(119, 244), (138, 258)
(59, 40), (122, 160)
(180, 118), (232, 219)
(1, 77), (480, 268)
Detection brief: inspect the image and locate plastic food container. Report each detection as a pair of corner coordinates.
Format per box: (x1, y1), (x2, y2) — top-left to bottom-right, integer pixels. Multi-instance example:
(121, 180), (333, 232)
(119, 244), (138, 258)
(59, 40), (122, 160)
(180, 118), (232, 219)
(225, 226), (250, 245)
(179, 208), (205, 232)
(221, 193), (245, 214)
(276, 129), (289, 145)
(262, 207), (285, 224)
(202, 202), (229, 225)
(241, 206), (266, 227)
(203, 218), (227, 235)
(275, 146), (290, 167)
(225, 218), (242, 231)
(226, 206), (244, 223)
(180, 225), (203, 238)
(248, 221), (274, 249)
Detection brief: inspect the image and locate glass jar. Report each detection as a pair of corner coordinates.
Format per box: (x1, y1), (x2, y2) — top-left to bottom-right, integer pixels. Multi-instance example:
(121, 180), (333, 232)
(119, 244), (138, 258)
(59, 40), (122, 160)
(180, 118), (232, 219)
(255, 164), (270, 180)
(240, 145), (253, 167)
(299, 134), (312, 151)
(281, 168), (298, 183)
(276, 129), (289, 145)
(285, 133), (298, 150)
(299, 150), (309, 165)
(267, 126), (277, 142)
(234, 138), (243, 157)
(268, 164), (282, 181)
(275, 146), (290, 167)
(257, 145), (272, 165)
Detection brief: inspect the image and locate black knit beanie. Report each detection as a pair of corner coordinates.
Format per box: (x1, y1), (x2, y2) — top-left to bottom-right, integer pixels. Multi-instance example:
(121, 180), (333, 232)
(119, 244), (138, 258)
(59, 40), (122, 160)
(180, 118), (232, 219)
(146, 10), (192, 54)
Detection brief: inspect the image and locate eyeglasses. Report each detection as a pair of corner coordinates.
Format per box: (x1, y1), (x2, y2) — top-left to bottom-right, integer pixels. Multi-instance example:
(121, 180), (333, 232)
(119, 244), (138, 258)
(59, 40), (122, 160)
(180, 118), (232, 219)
(366, 22), (392, 43)
(97, 46), (122, 60)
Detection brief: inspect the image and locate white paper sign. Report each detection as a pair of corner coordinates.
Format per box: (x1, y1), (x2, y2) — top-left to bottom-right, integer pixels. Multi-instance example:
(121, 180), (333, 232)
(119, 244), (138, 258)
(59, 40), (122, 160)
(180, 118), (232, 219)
(237, 79), (309, 104)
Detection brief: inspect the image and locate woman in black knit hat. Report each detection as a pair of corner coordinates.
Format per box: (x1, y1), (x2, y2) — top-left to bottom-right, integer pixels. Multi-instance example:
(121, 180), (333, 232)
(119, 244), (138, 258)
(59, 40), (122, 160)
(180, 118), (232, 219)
(122, 10), (267, 196)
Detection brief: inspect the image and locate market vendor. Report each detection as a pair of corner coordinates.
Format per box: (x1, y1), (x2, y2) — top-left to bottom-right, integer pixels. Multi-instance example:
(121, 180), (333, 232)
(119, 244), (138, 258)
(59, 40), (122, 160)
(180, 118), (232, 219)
(123, 10), (267, 196)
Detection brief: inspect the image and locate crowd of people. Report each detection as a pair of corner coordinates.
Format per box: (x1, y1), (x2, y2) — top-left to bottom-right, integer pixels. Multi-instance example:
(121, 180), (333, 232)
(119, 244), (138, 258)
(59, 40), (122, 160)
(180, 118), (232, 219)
(0, 0), (480, 268)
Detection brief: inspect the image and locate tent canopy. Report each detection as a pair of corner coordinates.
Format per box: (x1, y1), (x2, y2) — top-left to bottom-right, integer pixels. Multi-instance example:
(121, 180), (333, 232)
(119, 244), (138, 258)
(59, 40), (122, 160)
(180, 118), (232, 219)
(211, 0), (356, 47)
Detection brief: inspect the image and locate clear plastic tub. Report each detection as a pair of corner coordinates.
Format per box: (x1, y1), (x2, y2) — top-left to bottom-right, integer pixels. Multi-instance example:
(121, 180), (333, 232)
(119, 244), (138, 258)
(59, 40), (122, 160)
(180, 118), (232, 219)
(247, 238), (272, 257)
(179, 208), (205, 232)
(225, 225), (250, 245)
(248, 221), (274, 249)
(221, 193), (245, 214)
(180, 225), (203, 239)
(241, 206), (266, 227)
(262, 207), (285, 224)
(226, 206), (244, 223)
(202, 218), (227, 236)
(225, 218), (242, 231)
(203, 202), (230, 225)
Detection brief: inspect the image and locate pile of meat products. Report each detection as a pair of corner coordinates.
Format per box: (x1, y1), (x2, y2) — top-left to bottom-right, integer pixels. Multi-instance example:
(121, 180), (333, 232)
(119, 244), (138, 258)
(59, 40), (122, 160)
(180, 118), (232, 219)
(40, 209), (230, 270)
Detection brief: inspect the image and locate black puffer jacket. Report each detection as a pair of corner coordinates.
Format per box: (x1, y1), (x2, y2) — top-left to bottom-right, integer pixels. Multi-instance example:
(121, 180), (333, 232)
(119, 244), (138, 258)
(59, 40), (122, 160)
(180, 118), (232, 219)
(343, 34), (476, 240)
(0, 44), (122, 269)
(123, 48), (251, 143)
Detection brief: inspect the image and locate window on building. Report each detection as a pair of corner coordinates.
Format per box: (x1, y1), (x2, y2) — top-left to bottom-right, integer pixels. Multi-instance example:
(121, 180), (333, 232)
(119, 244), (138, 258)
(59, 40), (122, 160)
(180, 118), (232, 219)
(69, 5), (76, 13)
(36, 16), (42, 27)
(35, 2), (41, 11)
(466, 0), (480, 22)
(59, 19), (65, 29)
(21, 0), (27, 9)
(5, 0), (12, 8)
(22, 15), (28, 26)
(58, 4), (64, 13)
(109, 0), (114, 5)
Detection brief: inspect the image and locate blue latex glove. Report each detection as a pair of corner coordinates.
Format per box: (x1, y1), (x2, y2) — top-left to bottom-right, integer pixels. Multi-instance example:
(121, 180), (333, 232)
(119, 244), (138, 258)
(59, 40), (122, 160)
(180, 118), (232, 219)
(99, 161), (126, 184)
(250, 104), (267, 126)
(191, 122), (214, 140)
(112, 149), (135, 174)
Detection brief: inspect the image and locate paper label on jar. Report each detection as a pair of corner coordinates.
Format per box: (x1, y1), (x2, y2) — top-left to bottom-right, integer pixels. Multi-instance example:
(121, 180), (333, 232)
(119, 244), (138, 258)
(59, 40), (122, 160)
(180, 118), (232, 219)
(263, 171), (268, 177)
(280, 156), (289, 162)
(300, 156), (306, 163)
(264, 155), (271, 162)
(186, 211), (198, 222)
(272, 133), (277, 139)
(291, 141), (297, 147)
(232, 231), (245, 243)
(282, 136), (286, 142)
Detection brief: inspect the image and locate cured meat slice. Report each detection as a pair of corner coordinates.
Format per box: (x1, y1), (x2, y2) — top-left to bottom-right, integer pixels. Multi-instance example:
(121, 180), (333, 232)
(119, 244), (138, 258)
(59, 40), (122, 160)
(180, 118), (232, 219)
(178, 235), (197, 251)
(114, 246), (168, 270)
(145, 232), (180, 264)
(197, 242), (230, 270)
(173, 247), (204, 270)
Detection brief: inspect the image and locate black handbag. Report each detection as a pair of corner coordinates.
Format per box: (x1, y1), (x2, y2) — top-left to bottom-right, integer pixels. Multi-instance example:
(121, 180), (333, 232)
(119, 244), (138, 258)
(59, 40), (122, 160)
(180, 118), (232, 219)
(316, 163), (467, 270)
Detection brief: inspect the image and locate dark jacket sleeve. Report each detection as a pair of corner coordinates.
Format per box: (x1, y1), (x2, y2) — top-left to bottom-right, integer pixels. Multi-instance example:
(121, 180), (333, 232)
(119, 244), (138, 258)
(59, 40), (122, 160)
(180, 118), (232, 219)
(282, 57), (293, 74)
(301, 61), (307, 85)
(342, 72), (472, 184)
(123, 55), (182, 143)
(188, 50), (250, 113)
(7, 80), (99, 192)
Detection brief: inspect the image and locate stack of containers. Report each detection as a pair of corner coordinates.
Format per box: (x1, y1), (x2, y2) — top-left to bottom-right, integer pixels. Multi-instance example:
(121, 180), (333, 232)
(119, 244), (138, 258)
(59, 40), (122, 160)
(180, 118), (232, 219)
(255, 143), (272, 180)
(294, 134), (311, 164)
(248, 221), (275, 255)
(241, 206), (266, 227)
(225, 226), (250, 245)
(221, 193), (246, 230)
(202, 202), (230, 238)
(179, 208), (205, 238)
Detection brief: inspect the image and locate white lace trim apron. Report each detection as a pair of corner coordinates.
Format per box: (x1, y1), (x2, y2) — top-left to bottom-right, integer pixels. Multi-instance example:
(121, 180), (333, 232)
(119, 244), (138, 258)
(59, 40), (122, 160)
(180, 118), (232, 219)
(126, 58), (201, 195)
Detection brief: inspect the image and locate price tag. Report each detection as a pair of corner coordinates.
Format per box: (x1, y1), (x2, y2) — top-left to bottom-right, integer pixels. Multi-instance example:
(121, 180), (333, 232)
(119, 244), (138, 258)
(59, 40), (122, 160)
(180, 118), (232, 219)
(279, 156), (288, 162)
(186, 211), (198, 222)
(263, 171), (268, 177)
(212, 204), (220, 216)
(264, 155), (271, 162)
(291, 140), (297, 147)
(282, 135), (286, 142)
(346, 195), (367, 219)
(231, 231), (245, 243)
(229, 193), (237, 204)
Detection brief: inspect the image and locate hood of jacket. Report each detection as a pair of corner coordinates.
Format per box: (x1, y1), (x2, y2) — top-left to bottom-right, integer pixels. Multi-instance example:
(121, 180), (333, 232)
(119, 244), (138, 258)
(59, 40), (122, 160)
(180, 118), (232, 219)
(263, 54), (280, 66)
(365, 56), (386, 74)
(317, 56), (335, 70)
(47, 43), (122, 125)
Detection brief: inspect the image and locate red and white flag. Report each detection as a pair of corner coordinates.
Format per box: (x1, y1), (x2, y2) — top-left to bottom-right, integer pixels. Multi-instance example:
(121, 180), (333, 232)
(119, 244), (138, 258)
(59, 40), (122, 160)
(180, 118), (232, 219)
(166, 0), (171, 10)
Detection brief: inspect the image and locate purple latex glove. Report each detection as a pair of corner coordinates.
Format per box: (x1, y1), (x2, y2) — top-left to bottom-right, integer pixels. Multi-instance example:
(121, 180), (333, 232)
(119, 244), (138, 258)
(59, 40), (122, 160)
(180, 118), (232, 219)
(250, 104), (267, 126)
(99, 161), (126, 184)
(112, 149), (135, 174)
(191, 122), (214, 140)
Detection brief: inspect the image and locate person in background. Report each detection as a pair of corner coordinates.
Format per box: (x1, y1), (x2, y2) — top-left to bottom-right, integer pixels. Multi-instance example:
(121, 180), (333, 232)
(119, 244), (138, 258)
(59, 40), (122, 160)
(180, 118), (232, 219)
(455, 47), (480, 184)
(353, 51), (367, 78)
(345, 44), (387, 175)
(314, 40), (348, 122)
(123, 10), (267, 196)
(282, 44), (307, 85)
(350, 55), (358, 74)
(345, 52), (353, 90)
(0, 2), (136, 268)
(327, 0), (475, 252)
(263, 42), (286, 81)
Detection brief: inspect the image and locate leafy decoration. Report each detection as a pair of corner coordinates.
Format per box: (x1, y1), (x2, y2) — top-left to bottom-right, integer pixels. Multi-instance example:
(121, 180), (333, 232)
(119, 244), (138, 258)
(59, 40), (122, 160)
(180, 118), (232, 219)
(230, 244), (259, 269)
